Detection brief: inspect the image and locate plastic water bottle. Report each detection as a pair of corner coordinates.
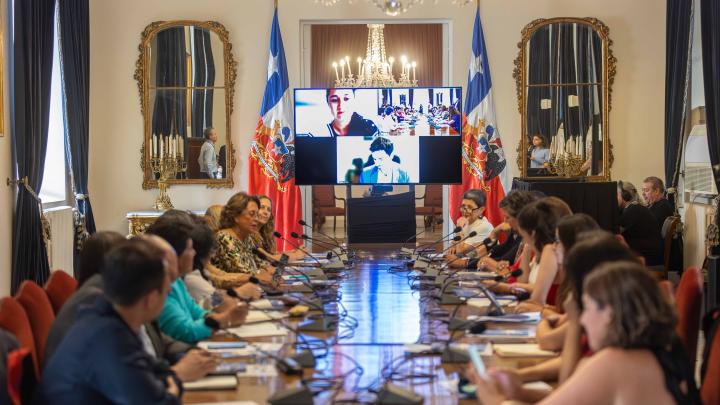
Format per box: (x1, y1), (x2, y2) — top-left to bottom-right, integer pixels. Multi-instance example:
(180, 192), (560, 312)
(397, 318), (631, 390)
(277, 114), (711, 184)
(216, 166), (223, 179)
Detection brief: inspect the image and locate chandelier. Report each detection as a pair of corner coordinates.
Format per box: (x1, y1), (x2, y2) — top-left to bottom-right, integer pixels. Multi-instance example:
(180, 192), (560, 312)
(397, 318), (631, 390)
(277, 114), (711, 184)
(331, 24), (417, 88)
(315, 0), (476, 16)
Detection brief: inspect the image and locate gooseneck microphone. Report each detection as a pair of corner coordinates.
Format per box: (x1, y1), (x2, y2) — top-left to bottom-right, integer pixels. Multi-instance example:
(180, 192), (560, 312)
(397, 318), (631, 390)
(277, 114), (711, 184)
(274, 231), (326, 268)
(298, 219), (348, 254)
(414, 226), (462, 256)
(403, 218), (443, 244)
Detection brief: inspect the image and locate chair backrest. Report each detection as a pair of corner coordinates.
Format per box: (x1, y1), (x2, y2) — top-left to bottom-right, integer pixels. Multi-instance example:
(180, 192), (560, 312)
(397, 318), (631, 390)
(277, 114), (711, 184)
(424, 185), (442, 207)
(15, 281), (56, 368)
(675, 267), (703, 369)
(313, 186), (337, 208)
(44, 270), (78, 314)
(0, 298), (38, 378)
(702, 309), (720, 405)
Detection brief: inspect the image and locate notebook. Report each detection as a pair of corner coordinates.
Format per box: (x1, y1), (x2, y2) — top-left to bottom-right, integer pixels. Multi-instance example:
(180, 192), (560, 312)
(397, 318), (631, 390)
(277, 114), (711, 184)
(472, 312), (542, 324)
(226, 322), (288, 338)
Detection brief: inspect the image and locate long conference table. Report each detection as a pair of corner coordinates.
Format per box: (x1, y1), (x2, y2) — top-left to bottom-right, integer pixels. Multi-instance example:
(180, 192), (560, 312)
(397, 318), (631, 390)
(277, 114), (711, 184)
(184, 245), (553, 404)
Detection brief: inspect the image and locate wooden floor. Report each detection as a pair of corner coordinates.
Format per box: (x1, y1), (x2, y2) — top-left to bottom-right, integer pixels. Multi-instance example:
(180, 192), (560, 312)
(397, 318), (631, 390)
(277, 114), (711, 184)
(185, 243), (540, 404)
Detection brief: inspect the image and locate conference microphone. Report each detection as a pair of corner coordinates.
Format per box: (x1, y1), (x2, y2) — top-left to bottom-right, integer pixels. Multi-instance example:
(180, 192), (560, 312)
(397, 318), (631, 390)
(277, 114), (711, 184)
(414, 226), (462, 256)
(298, 233), (348, 263)
(403, 218), (443, 244)
(492, 268), (523, 282)
(274, 231), (326, 269)
(298, 219), (348, 254)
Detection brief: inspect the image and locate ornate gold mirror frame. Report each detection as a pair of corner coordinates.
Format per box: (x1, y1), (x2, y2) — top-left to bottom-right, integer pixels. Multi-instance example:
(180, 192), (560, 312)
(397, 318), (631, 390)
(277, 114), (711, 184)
(135, 20), (237, 190)
(513, 17), (616, 181)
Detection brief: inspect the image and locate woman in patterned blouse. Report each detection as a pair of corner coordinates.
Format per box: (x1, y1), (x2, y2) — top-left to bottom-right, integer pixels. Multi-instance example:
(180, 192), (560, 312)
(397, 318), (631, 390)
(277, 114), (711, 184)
(210, 192), (275, 288)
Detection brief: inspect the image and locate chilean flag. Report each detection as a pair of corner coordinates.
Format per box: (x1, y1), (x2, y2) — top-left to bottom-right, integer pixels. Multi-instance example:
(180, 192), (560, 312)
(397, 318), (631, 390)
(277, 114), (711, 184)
(248, 6), (302, 251)
(449, 7), (509, 227)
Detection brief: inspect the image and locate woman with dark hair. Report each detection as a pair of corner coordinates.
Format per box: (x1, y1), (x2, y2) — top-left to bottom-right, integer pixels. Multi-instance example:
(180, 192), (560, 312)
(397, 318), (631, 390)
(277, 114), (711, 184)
(529, 134), (550, 168)
(77, 231), (126, 285)
(254, 195), (306, 261)
(209, 192), (276, 288)
(512, 198), (571, 310)
(472, 260), (700, 405)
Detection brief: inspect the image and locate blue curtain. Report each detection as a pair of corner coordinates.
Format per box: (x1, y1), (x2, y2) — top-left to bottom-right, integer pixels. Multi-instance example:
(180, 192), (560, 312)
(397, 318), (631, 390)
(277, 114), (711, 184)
(10, 0), (57, 292)
(664, 0), (694, 207)
(59, 0), (94, 278)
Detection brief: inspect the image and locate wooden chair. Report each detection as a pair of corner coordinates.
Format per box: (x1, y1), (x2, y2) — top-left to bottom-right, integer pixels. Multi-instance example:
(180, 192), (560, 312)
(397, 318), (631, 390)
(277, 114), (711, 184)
(44, 270), (78, 314)
(662, 215), (681, 279)
(701, 310), (720, 405)
(16, 281), (56, 368)
(415, 185), (442, 230)
(313, 186), (346, 231)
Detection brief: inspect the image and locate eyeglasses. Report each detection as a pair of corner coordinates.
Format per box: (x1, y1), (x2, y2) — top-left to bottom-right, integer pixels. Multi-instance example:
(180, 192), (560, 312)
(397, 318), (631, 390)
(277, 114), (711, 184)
(459, 205), (480, 212)
(243, 211), (260, 220)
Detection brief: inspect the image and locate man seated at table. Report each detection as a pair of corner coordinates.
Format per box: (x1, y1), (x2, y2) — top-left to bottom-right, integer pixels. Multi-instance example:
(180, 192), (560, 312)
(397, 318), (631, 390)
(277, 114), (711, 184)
(617, 180), (663, 267)
(36, 239), (183, 404)
(642, 176), (674, 229)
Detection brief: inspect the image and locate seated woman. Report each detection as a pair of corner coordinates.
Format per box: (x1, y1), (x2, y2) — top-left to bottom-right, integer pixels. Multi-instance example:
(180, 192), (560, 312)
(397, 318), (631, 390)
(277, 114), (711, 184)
(471, 260), (700, 405)
(468, 190), (539, 272)
(204, 204), (224, 233)
(445, 189), (493, 264)
(506, 198), (571, 310)
(535, 214), (600, 351)
(184, 216), (262, 310)
(210, 192), (276, 289)
(255, 194), (306, 262)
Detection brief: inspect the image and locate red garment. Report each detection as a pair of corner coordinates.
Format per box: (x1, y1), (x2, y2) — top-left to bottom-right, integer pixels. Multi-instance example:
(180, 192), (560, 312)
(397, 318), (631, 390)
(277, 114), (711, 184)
(546, 283), (560, 306)
(580, 333), (594, 357)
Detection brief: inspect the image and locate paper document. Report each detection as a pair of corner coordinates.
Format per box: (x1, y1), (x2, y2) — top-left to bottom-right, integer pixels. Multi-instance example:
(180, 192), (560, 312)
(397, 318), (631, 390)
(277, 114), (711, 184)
(197, 341), (283, 357)
(184, 375), (237, 390)
(493, 343), (557, 358)
(467, 297), (517, 309)
(236, 364), (279, 378)
(227, 322), (288, 338)
(245, 310), (287, 323)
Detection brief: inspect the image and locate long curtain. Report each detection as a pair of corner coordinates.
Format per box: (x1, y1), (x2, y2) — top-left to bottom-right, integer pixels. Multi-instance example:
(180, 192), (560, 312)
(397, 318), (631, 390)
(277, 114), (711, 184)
(310, 24), (443, 87)
(10, 0), (57, 293)
(702, 0), (720, 193)
(191, 28), (215, 139)
(665, 0), (694, 208)
(59, 0), (94, 279)
(152, 27), (187, 139)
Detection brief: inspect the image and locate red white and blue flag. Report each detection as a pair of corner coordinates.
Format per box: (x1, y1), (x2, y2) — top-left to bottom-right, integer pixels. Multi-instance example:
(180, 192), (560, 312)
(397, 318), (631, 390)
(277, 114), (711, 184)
(449, 7), (508, 226)
(249, 6), (302, 251)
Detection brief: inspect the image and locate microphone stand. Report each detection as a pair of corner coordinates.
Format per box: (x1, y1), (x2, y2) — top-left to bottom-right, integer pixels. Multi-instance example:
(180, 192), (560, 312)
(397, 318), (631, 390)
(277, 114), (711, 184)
(298, 220), (351, 257)
(413, 226), (462, 257)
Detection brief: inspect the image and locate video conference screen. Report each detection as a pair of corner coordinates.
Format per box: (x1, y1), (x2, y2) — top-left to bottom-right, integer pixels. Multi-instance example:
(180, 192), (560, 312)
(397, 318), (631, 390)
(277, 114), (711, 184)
(294, 87), (463, 185)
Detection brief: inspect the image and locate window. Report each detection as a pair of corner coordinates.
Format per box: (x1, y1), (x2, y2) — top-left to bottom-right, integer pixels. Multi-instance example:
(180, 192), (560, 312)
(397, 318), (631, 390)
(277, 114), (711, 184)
(682, 0), (715, 200)
(39, 4), (71, 208)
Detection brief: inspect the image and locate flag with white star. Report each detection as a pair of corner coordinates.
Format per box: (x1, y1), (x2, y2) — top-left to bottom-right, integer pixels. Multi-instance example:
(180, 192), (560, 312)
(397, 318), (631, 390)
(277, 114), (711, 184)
(449, 6), (508, 227)
(249, 5), (302, 251)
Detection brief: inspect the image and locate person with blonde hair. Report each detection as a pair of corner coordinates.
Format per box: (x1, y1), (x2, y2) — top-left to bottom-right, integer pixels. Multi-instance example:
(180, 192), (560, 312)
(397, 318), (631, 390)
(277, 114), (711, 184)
(210, 192), (276, 289)
(204, 204), (224, 233)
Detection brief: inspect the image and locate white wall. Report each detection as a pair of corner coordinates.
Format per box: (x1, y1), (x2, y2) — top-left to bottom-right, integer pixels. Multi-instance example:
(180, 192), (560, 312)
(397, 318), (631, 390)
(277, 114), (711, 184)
(88, 0), (666, 234)
(0, 0), (12, 296)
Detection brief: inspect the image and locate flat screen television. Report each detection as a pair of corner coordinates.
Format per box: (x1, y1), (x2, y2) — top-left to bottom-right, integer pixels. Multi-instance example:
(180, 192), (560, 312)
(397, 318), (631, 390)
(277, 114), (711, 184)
(293, 87), (463, 185)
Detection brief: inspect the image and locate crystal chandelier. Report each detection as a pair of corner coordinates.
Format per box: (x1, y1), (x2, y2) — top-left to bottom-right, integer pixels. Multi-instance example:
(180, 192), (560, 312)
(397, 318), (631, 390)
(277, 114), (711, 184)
(331, 24), (417, 88)
(315, 0), (476, 16)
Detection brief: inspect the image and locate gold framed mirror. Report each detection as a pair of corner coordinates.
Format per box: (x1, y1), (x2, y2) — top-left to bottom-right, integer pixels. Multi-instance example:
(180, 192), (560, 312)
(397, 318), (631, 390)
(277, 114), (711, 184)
(135, 20), (237, 189)
(513, 17), (616, 181)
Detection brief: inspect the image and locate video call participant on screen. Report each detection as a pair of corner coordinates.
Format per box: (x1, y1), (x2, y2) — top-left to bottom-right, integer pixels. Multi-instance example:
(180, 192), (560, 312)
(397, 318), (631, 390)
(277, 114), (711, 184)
(359, 137), (410, 184)
(324, 89), (379, 137)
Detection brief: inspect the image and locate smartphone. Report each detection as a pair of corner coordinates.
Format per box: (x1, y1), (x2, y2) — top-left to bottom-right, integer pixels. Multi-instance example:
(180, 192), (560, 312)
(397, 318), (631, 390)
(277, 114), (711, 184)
(467, 344), (487, 379)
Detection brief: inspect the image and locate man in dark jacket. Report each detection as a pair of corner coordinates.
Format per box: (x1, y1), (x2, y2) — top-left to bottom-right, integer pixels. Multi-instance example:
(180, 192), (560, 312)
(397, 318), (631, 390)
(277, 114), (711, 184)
(36, 239), (182, 404)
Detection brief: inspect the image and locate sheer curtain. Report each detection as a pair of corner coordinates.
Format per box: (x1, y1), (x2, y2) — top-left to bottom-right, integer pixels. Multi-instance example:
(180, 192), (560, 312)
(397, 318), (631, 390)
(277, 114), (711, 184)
(311, 24), (443, 88)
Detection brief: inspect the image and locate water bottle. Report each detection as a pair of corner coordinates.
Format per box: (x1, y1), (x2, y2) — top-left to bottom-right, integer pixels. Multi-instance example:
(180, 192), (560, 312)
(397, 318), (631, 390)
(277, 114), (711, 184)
(216, 166), (223, 179)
